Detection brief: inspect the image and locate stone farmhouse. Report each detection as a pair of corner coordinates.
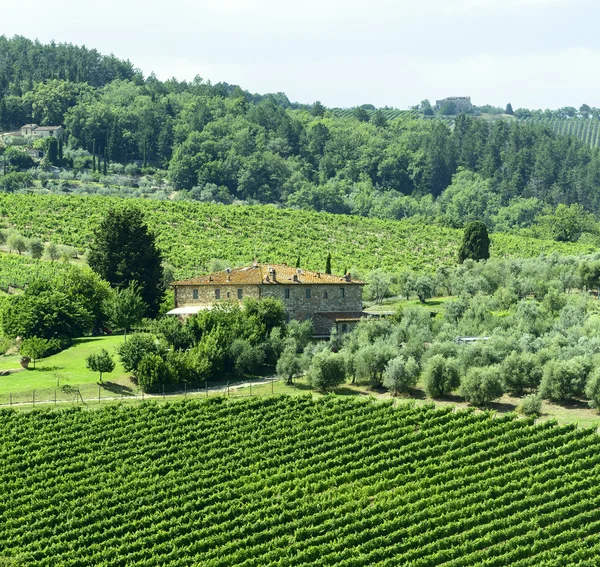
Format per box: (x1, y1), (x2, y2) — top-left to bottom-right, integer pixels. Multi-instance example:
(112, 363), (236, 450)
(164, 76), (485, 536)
(19, 124), (65, 141)
(170, 263), (369, 336)
(434, 97), (473, 113)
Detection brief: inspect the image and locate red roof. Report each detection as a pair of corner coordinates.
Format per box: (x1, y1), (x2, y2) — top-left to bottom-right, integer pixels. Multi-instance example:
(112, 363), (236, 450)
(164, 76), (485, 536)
(171, 264), (364, 286)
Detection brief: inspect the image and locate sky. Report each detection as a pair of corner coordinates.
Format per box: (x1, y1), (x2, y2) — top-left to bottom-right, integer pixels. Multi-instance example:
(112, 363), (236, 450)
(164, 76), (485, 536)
(3, 0), (600, 109)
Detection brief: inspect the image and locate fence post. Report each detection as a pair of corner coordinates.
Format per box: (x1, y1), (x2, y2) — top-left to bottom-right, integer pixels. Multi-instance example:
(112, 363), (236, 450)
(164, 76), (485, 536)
(206, 380), (208, 398)
(99, 386), (101, 404)
(142, 390), (144, 401)
(55, 389), (57, 406)
(184, 382), (187, 398)
(163, 384), (165, 401)
(227, 381), (229, 397)
(250, 382), (252, 396)
(9, 393), (11, 406)
(272, 378), (274, 395)
(32, 390), (35, 407)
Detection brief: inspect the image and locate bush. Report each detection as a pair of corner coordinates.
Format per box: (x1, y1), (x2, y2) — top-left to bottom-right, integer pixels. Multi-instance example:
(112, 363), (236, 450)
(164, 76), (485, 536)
(585, 368), (600, 410)
(499, 351), (539, 395)
(137, 353), (169, 393)
(308, 350), (346, 392)
(117, 333), (162, 374)
(276, 341), (302, 384)
(518, 394), (542, 417)
(539, 358), (590, 402)
(459, 366), (504, 406)
(423, 355), (460, 398)
(229, 338), (265, 375)
(382, 356), (420, 395)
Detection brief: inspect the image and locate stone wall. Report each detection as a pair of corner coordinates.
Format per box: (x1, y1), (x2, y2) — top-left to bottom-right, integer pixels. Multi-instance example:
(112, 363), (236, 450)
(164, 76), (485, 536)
(174, 282), (363, 335)
(174, 284), (260, 307)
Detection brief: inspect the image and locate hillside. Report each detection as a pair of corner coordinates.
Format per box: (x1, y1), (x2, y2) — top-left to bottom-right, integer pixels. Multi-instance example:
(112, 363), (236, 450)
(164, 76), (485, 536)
(1, 397), (600, 566)
(0, 194), (591, 279)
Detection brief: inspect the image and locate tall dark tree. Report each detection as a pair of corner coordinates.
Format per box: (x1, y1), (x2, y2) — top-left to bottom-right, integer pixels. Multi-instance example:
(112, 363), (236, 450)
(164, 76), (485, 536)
(103, 147), (108, 175)
(505, 103), (514, 115)
(296, 255), (301, 268)
(46, 138), (58, 165)
(58, 138), (64, 162)
(458, 221), (490, 264)
(87, 206), (164, 317)
(92, 139), (96, 172)
(325, 252), (332, 275)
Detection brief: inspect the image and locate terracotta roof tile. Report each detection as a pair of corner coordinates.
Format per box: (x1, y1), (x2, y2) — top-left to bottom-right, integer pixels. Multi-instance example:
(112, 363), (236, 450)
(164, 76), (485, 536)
(171, 264), (364, 286)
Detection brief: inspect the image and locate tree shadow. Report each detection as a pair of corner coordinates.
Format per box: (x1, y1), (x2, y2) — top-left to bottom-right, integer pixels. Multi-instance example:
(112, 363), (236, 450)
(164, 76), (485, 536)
(34, 365), (62, 373)
(292, 381), (313, 392)
(334, 386), (368, 396)
(487, 400), (518, 414)
(100, 381), (135, 396)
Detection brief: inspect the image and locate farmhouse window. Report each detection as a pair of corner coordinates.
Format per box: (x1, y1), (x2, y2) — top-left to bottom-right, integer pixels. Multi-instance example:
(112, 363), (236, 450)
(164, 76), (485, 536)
(238, 289), (243, 299)
(227, 292), (231, 298)
(324, 291), (328, 299)
(215, 289), (221, 300)
(193, 289), (199, 300)
(306, 288), (311, 299)
(285, 288), (290, 299)
(340, 288), (345, 298)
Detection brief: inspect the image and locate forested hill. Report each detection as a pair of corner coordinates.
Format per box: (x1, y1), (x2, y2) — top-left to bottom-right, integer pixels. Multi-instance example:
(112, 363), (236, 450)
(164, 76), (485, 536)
(2, 36), (600, 238)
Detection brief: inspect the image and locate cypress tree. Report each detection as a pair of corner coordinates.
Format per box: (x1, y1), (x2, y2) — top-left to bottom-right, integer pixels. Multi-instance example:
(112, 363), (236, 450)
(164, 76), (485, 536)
(58, 138), (63, 162)
(325, 252), (332, 275)
(92, 140), (96, 172)
(458, 221), (490, 263)
(103, 147), (108, 176)
(143, 138), (147, 168)
(296, 256), (301, 268)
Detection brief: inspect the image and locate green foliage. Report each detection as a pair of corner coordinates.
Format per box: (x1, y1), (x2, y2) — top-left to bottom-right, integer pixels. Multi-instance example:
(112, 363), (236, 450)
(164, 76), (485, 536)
(499, 351), (539, 395)
(382, 356), (419, 395)
(585, 368), (600, 410)
(423, 355), (460, 398)
(517, 393), (542, 417)
(85, 348), (115, 382)
(28, 239), (43, 259)
(151, 317), (193, 351)
(103, 282), (146, 339)
(540, 358), (590, 402)
(19, 337), (51, 369)
(116, 333), (161, 374)
(229, 339), (265, 376)
(88, 206), (163, 317)
(307, 349), (346, 392)
(459, 366), (504, 406)
(137, 352), (169, 393)
(458, 221), (490, 263)
(276, 342), (302, 384)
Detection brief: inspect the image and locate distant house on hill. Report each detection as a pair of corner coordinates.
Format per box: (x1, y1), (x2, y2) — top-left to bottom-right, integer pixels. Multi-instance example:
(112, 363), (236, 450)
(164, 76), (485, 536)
(435, 97), (473, 113)
(169, 263), (371, 336)
(19, 124), (65, 141)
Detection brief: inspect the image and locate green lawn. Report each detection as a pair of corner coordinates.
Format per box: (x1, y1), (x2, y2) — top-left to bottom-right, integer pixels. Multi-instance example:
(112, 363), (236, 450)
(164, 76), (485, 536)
(363, 295), (453, 315)
(0, 335), (132, 397)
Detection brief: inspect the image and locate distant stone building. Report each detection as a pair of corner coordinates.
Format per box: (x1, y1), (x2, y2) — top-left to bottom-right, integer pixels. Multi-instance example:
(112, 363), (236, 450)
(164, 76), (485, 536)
(170, 263), (369, 336)
(434, 97), (473, 113)
(19, 124), (65, 141)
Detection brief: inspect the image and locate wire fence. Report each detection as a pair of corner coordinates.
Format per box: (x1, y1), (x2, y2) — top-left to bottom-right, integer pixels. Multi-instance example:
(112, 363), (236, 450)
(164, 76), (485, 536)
(0, 377), (281, 408)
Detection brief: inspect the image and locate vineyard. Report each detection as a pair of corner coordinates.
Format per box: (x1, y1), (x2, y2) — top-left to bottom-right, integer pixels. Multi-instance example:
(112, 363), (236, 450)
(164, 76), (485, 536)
(0, 253), (82, 292)
(1, 397), (600, 566)
(0, 195), (591, 281)
(330, 108), (412, 120)
(520, 118), (600, 148)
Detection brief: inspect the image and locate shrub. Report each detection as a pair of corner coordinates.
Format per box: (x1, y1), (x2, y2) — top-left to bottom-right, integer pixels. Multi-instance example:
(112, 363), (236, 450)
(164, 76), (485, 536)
(85, 349), (115, 382)
(518, 394), (542, 417)
(539, 358), (590, 402)
(423, 355), (460, 398)
(382, 356), (420, 395)
(117, 333), (161, 374)
(585, 368), (600, 410)
(229, 339), (265, 375)
(276, 342), (302, 385)
(137, 353), (169, 393)
(459, 366), (504, 406)
(308, 350), (346, 392)
(499, 351), (539, 395)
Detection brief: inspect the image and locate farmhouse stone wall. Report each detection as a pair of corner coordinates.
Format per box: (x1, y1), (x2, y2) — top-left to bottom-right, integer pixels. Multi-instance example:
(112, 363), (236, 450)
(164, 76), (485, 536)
(174, 284), (260, 307)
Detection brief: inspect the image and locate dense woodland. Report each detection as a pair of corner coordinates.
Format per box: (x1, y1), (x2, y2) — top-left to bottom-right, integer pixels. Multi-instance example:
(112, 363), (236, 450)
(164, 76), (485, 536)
(2, 37), (600, 242)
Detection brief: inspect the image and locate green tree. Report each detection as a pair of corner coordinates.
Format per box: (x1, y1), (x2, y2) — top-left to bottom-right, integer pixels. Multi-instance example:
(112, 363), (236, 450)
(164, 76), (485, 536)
(382, 356), (419, 395)
(86, 349), (115, 382)
(459, 366), (504, 406)
(104, 282), (146, 340)
(458, 221), (490, 263)
(137, 352), (169, 392)
(423, 355), (460, 398)
(505, 103), (514, 115)
(325, 252), (332, 275)
(276, 341), (302, 385)
(45, 138), (58, 165)
(45, 242), (60, 261)
(586, 368), (600, 411)
(88, 206), (164, 317)
(28, 239), (44, 259)
(307, 349), (346, 392)
(20, 337), (51, 369)
(7, 233), (27, 255)
(117, 333), (162, 373)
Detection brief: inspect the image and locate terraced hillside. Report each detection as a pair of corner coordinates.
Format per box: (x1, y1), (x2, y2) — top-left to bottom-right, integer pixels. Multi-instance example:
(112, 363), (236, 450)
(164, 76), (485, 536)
(0, 195), (591, 279)
(1, 397), (600, 566)
(521, 117), (600, 148)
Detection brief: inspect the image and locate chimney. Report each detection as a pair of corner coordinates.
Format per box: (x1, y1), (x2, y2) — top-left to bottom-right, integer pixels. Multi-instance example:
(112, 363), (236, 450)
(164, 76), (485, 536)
(268, 267), (277, 281)
(293, 274), (299, 283)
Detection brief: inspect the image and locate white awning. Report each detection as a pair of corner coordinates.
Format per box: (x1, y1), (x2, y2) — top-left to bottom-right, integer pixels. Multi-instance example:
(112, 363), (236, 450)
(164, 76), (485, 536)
(166, 305), (212, 316)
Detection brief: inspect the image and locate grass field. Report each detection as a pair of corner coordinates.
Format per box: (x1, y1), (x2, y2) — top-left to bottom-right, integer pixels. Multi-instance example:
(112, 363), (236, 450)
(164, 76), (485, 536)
(2, 396), (600, 565)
